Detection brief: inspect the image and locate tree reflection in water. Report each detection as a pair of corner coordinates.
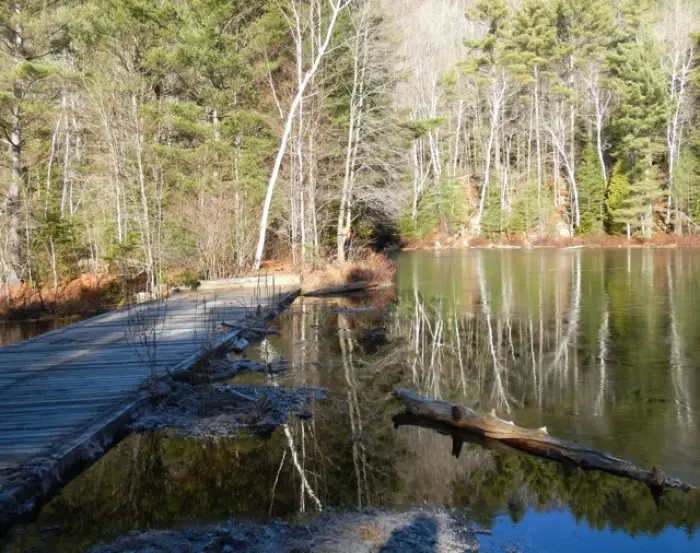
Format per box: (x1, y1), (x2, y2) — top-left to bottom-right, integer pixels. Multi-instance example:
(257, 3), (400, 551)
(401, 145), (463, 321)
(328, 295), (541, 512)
(8, 249), (700, 552)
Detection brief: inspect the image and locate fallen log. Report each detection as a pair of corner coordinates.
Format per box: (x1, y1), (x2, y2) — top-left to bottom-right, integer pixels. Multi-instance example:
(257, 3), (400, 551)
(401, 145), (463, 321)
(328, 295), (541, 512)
(220, 322), (279, 334)
(393, 388), (694, 494)
(302, 281), (376, 297)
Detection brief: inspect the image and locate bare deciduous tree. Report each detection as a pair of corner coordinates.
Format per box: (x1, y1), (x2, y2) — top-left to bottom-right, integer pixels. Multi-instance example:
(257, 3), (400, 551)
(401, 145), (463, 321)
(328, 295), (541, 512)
(253, 0), (353, 272)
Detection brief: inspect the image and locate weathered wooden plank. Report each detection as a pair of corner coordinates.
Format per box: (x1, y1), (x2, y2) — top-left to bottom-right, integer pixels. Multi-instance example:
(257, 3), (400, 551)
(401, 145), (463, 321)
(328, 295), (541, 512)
(0, 287), (299, 537)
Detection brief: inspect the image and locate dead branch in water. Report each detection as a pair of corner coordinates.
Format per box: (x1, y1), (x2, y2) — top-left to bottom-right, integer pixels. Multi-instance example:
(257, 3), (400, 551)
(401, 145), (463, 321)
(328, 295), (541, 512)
(393, 388), (694, 494)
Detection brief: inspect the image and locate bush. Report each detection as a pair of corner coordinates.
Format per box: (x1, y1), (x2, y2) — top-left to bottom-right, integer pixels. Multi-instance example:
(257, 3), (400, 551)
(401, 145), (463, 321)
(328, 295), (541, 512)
(302, 252), (395, 290)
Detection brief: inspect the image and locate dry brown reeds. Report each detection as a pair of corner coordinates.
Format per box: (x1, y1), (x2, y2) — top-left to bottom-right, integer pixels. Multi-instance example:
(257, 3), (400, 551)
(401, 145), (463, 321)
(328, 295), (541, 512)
(301, 251), (395, 290)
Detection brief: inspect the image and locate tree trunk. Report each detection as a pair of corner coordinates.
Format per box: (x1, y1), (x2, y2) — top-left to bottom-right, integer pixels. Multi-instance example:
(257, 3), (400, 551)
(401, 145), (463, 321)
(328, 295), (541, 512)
(533, 67), (543, 230)
(473, 72), (506, 236)
(337, 29), (362, 262)
(60, 95), (71, 218)
(411, 139), (420, 222)
(132, 94), (155, 292)
(337, 3), (369, 261)
(4, 3), (24, 283)
(253, 0), (351, 272)
(666, 46), (694, 230)
(393, 388), (693, 493)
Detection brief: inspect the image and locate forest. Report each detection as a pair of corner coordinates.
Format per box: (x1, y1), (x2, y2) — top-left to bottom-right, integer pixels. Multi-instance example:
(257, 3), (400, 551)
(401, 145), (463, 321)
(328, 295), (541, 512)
(1, 0), (699, 290)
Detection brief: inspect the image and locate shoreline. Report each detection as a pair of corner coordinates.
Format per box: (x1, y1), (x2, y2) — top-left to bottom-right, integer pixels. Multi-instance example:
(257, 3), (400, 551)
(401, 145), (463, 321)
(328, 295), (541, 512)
(2, 240), (695, 323)
(401, 235), (700, 251)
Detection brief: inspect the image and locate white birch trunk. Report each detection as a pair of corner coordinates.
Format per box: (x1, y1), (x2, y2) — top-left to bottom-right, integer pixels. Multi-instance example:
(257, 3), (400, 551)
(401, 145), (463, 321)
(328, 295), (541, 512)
(253, 0), (351, 271)
(473, 71), (507, 236)
(4, 2), (24, 282)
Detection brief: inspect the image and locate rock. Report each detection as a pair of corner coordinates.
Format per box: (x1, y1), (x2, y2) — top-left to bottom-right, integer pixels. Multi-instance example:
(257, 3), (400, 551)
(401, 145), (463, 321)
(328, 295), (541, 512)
(228, 337), (250, 353)
(555, 220), (572, 238)
(91, 506), (479, 553)
(267, 358), (290, 375)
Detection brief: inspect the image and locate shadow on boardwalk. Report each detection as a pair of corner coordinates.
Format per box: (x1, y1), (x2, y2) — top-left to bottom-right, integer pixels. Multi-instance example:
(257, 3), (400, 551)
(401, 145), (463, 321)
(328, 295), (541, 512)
(0, 288), (298, 538)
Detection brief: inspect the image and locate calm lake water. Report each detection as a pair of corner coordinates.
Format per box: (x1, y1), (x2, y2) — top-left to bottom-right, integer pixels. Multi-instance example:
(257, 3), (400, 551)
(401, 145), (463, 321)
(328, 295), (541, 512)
(0, 318), (77, 348)
(5, 249), (700, 552)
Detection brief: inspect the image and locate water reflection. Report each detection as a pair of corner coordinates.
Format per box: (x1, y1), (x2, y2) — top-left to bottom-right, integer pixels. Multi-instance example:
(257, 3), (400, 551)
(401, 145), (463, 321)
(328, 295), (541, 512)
(6, 249), (700, 552)
(393, 414), (700, 534)
(0, 318), (77, 347)
(391, 250), (700, 485)
(8, 418), (699, 552)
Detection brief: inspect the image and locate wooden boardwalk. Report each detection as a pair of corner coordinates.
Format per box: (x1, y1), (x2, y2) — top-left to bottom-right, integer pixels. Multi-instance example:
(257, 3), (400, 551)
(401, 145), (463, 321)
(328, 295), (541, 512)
(0, 287), (297, 532)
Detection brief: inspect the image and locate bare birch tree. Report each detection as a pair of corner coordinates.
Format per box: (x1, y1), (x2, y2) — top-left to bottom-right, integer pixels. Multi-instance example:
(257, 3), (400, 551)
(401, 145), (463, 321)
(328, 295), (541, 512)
(253, 0), (352, 272)
(659, 0), (698, 229)
(473, 71), (508, 235)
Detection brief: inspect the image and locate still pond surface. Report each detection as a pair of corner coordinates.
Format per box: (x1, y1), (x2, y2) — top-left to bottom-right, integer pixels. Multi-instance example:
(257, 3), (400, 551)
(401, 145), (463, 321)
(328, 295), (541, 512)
(0, 318), (77, 348)
(5, 249), (700, 552)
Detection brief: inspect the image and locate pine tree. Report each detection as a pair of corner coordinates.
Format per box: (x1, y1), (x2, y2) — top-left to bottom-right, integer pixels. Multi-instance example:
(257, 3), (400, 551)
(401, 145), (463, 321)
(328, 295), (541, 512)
(607, 0), (667, 237)
(510, 181), (550, 236)
(555, 0), (614, 61)
(0, 1), (66, 281)
(464, 0), (509, 70)
(479, 176), (505, 237)
(463, 0), (510, 235)
(506, 0), (559, 78)
(576, 144), (606, 234)
(505, 0), (559, 230)
(606, 163), (633, 238)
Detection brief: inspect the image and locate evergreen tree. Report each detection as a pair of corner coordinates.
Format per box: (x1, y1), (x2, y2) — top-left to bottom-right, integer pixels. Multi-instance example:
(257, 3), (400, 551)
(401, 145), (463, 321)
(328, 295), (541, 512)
(607, 0), (667, 237)
(672, 148), (700, 233)
(464, 0), (509, 70)
(463, 0), (510, 235)
(555, 0), (614, 61)
(505, 0), (559, 229)
(479, 176), (506, 237)
(510, 181), (551, 236)
(606, 163), (633, 237)
(506, 0), (560, 78)
(576, 144), (606, 234)
(1, 0), (700, 286)
(0, 1), (66, 281)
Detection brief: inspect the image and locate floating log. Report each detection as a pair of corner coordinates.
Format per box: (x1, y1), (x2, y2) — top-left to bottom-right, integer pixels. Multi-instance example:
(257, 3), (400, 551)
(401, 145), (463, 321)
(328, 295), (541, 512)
(393, 388), (694, 494)
(302, 281), (376, 297)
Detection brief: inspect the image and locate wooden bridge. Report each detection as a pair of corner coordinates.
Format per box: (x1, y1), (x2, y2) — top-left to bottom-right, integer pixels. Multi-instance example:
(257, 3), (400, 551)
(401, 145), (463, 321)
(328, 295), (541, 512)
(0, 285), (298, 534)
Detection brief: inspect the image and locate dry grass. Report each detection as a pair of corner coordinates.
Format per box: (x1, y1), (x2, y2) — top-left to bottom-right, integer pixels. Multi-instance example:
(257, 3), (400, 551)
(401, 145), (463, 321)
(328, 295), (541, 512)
(532, 234), (700, 248)
(413, 233), (700, 250)
(302, 252), (395, 290)
(0, 275), (120, 321)
(359, 523), (382, 544)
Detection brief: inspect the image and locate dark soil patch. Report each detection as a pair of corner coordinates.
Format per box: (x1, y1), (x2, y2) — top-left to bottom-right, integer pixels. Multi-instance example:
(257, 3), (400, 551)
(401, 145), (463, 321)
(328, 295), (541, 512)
(132, 359), (325, 439)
